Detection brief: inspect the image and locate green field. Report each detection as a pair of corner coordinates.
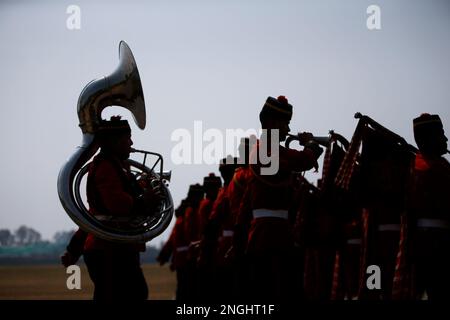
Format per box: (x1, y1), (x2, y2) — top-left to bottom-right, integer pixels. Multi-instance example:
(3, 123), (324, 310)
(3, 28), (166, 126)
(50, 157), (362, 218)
(0, 263), (176, 300)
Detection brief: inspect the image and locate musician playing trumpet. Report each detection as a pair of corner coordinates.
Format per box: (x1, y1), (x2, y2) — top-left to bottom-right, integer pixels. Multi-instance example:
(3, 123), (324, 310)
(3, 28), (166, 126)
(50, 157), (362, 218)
(232, 95), (323, 301)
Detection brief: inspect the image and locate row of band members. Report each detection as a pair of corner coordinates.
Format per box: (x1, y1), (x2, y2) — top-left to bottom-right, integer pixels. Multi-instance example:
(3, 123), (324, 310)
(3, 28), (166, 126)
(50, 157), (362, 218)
(61, 96), (449, 301)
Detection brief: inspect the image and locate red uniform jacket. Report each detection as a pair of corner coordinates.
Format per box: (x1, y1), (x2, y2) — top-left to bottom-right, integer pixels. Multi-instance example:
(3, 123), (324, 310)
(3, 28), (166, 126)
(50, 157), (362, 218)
(227, 167), (252, 228)
(67, 152), (146, 254)
(158, 226), (175, 268)
(160, 215), (191, 269)
(184, 205), (199, 246)
(209, 187), (229, 223)
(197, 198), (216, 239)
(205, 186), (231, 264)
(236, 142), (317, 256)
(411, 153), (450, 221)
(203, 168), (252, 263)
(173, 214), (190, 268)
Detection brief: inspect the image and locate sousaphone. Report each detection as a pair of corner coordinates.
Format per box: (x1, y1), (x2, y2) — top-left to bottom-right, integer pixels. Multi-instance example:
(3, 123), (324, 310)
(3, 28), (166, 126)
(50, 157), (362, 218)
(57, 41), (173, 243)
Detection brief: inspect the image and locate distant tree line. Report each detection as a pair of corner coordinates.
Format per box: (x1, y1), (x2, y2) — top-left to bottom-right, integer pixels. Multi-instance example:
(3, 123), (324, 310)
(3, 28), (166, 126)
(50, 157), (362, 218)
(0, 226), (158, 264)
(0, 226), (76, 247)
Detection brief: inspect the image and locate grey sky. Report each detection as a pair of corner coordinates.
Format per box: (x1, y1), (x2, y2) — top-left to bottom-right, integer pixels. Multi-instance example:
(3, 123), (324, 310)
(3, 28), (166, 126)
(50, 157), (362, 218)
(0, 0), (449, 245)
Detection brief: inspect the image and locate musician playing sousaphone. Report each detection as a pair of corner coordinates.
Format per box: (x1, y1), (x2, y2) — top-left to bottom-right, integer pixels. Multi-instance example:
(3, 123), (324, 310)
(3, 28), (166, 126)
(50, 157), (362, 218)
(410, 113), (450, 300)
(61, 116), (162, 300)
(58, 41), (174, 300)
(233, 95), (323, 301)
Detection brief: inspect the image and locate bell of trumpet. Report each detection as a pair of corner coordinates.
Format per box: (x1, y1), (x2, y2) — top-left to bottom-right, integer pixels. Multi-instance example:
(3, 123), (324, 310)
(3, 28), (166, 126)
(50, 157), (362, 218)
(57, 41), (174, 243)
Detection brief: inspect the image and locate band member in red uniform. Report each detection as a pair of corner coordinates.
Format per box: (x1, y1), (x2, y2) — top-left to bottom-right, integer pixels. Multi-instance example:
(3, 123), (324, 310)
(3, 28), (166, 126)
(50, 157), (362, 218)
(198, 157), (238, 300)
(183, 183), (204, 299)
(195, 173), (222, 300)
(228, 137), (257, 240)
(357, 127), (414, 300)
(157, 198), (190, 300)
(410, 113), (450, 300)
(61, 116), (160, 300)
(234, 96), (323, 301)
(223, 138), (256, 299)
(198, 173), (222, 239)
(200, 157), (237, 264)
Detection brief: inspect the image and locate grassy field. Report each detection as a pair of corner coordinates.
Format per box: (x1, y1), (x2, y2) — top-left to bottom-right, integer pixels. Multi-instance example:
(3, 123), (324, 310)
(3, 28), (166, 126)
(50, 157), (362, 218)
(0, 263), (176, 300)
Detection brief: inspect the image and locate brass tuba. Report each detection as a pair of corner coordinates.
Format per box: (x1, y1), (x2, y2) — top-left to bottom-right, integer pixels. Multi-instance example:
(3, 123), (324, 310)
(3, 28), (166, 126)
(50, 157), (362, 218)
(57, 41), (174, 243)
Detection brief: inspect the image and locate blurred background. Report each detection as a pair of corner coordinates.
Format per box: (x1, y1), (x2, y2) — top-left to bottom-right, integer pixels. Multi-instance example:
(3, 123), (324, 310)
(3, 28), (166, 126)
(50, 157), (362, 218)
(0, 0), (449, 299)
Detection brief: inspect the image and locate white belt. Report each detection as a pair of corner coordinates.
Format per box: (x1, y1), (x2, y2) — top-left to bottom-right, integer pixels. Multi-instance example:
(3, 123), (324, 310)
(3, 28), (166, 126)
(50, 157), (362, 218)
(417, 219), (450, 229)
(347, 238), (362, 245)
(189, 241), (201, 248)
(378, 224), (401, 232)
(253, 209), (288, 220)
(222, 230), (234, 237)
(176, 246), (189, 252)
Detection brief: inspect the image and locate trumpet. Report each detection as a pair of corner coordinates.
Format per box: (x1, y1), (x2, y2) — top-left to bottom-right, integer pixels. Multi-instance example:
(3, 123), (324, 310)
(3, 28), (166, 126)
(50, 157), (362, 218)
(285, 130), (349, 150)
(285, 133), (330, 149)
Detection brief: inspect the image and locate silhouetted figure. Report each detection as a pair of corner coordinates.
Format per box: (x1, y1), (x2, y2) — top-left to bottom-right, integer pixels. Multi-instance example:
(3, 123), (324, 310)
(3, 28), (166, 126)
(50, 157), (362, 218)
(359, 127), (414, 299)
(198, 156), (237, 301)
(61, 116), (160, 300)
(157, 198), (190, 300)
(234, 96), (323, 301)
(183, 183), (205, 300)
(410, 113), (450, 300)
(195, 173), (222, 300)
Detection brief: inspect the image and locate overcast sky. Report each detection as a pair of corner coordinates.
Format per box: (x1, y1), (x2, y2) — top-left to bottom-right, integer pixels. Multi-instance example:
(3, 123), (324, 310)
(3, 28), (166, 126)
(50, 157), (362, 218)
(0, 0), (449, 245)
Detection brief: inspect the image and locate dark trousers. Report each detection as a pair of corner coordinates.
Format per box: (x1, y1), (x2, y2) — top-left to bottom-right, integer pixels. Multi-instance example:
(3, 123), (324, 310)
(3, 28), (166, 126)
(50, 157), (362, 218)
(176, 267), (190, 301)
(247, 250), (299, 302)
(341, 244), (361, 300)
(375, 231), (400, 300)
(214, 264), (234, 301)
(84, 250), (148, 301)
(415, 230), (450, 301)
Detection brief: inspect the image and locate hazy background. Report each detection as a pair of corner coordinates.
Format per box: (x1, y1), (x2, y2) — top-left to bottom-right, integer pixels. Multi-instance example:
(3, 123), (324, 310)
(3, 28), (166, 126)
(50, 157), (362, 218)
(0, 0), (449, 246)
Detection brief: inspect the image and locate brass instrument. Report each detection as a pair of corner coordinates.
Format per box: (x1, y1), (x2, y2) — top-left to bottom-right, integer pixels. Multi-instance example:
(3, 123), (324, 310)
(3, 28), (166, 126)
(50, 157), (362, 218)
(57, 41), (173, 243)
(285, 130), (349, 150)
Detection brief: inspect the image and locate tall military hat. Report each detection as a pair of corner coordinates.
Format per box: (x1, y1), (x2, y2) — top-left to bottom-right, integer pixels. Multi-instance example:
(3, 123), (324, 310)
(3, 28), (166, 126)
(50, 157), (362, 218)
(98, 115), (131, 134)
(413, 113), (443, 142)
(259, 95), (293, 122)
(96, 115), (131, 147)
(219, 155), (238, 168)
(187, 183), (204, 200)
(175, 199), (189, 217)
(203, 172), (222, 189)
(413, 113), (447, 155)
(237, 135), (257, 165)
(219, 156), (238, 184)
